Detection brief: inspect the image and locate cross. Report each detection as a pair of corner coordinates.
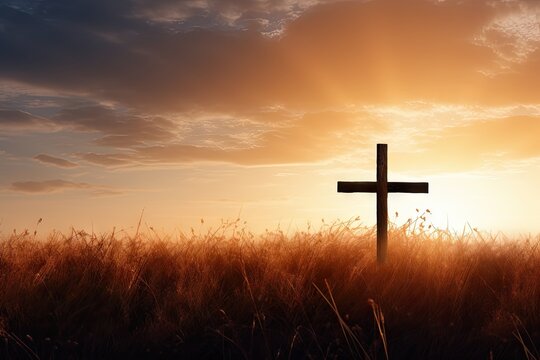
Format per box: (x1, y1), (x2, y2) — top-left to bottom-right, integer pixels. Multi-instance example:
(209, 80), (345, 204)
(337, 144), (429, 263)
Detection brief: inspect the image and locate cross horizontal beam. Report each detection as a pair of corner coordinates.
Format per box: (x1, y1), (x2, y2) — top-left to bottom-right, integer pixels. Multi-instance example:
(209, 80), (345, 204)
(337, 181), (429, 193)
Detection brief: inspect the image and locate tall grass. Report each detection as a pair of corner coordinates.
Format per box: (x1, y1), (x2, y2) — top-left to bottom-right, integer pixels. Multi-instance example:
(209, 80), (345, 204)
(1, 216), (539, 359)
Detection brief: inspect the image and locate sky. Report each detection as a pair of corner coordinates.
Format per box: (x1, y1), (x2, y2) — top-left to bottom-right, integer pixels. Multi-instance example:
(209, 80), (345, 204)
(0, 0), (539, 236)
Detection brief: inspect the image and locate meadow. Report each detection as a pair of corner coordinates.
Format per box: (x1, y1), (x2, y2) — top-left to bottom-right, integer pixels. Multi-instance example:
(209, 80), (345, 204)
(1, 214), (539, 359)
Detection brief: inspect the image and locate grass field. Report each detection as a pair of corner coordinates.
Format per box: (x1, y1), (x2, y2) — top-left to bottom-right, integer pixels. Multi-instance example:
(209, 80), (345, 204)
(1, 215), (539, 359)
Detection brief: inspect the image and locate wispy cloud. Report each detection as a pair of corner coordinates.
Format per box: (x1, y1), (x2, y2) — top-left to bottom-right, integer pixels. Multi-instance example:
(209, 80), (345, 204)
(34, 154), (78, 168)
(78, 152), (134, 167)
(132, 0), (334, 35)
(10, 179), (121, 195)
(474, 0), (540, 69)
(78, 110), (385, 166)
(0, 109), (54, 131)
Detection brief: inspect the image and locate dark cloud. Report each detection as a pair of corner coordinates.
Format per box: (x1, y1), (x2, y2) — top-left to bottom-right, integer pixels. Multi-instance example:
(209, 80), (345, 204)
(34, 154), (79, 168)
(4, 0), (326, 31)
(0, 108), (40, 124)
(53, 106), (178, 146)
(10, 179), (121, 194)
(1, 0), (537, 114)
(0, 109), (54, 133)
(131, 0), (329, 30)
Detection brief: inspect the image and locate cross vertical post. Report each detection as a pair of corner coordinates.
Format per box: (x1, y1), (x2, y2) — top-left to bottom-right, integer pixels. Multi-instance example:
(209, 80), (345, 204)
(377, 144), (388, 263)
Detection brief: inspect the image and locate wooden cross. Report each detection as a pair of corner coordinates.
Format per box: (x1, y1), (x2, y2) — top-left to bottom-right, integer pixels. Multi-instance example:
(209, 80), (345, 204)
(337, 144), (429, 263)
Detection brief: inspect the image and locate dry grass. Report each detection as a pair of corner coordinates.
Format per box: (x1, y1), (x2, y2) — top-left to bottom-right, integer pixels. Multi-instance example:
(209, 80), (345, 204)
(1, 215), (539, 359)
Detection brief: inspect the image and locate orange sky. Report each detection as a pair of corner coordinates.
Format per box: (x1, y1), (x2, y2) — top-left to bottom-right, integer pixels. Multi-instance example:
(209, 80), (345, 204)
(0, 0), (539, 235)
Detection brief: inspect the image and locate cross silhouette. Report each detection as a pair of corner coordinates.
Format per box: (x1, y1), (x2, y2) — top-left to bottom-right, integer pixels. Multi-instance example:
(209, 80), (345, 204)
(337, 144), (429, 263)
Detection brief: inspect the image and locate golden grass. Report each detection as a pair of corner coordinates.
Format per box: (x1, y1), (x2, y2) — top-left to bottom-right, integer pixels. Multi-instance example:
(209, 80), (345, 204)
(1, 216), (539, 359)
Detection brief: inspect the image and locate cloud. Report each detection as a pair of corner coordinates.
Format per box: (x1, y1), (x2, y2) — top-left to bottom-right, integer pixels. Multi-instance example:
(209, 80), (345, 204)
(1, 0), (538, 113)
(474, 0), (540, 70)
(3, 0), (329, 33)
(1, 0), (539, 169)
(80, 110), (385, 166)
(395, 115), (540, 172)
(11, 179), (91, 193)
(53, 105), (178, 146)
(131, 0), (334, 34)
(0, 109), (53, 131)
(78, 152), (134, 167)
(34, 154), (78, 168)
(9, 179), (121, 195)
(0, 108), (39, 124)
